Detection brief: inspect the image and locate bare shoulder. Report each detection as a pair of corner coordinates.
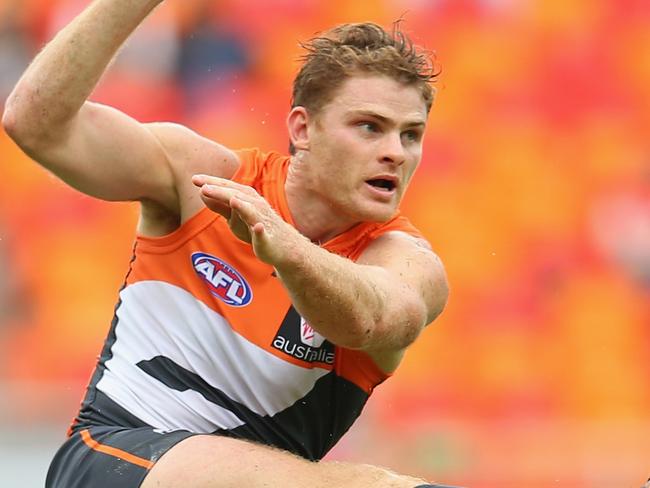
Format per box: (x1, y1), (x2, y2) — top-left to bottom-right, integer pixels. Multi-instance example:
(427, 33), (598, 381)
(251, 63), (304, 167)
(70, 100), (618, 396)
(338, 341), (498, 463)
(358, 231), (448, 324)
(357, 230), (441, 272)
(144, 122), (241, 219)
(145, 122), (240, 177)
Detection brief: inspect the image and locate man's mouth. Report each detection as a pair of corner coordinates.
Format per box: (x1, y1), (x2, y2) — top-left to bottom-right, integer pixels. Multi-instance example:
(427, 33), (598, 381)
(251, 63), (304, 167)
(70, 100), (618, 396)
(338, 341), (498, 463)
(365, 178), (396, 192)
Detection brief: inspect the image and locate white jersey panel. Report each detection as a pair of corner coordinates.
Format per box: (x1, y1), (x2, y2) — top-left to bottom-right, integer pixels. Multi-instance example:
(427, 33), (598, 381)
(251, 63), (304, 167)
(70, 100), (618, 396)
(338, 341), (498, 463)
(97, 280), (330, 433)
(97, 366), (244, 432)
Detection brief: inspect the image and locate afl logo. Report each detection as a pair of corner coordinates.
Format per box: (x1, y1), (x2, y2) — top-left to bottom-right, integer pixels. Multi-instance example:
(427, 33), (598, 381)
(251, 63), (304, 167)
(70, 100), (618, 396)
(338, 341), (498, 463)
(191, 252), (253, 307)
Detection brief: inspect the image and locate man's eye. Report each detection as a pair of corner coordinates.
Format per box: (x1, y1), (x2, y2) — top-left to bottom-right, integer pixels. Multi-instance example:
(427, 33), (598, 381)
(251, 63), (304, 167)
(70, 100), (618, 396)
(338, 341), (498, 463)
(358, 122), (378, 132)
(402, 130), (420, 142)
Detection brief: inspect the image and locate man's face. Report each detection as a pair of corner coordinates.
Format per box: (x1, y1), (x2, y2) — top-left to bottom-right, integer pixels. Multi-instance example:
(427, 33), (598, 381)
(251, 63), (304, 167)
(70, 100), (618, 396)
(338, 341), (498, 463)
(304, 74), (428, 224)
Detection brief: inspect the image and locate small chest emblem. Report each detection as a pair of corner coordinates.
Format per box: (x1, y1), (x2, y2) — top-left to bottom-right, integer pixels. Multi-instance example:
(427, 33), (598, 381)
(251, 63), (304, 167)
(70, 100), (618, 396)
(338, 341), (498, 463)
(191, 252), (253, 307)
(300, 320), (327, 348)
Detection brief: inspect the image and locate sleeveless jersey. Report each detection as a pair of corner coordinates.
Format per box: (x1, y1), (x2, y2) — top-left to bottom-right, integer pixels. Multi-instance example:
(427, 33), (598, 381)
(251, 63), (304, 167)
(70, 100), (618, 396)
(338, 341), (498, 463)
(71, 149), (423, 460)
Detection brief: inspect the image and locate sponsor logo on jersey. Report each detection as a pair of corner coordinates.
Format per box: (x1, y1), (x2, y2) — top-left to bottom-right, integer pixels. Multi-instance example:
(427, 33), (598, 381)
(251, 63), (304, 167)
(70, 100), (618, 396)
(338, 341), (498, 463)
(300, 320), (326, 348)
(191, 252), (253, 307)
(272, 307), (335, 365)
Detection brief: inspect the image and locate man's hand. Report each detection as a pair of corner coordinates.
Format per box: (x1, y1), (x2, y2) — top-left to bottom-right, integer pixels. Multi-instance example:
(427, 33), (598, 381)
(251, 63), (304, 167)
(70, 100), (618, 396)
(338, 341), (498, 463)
(192, 175), (306, 265)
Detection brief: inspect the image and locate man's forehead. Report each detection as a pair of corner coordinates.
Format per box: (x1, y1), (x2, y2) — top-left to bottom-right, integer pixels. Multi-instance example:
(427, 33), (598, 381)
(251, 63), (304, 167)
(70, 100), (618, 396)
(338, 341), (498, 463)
(344, 107), (427, 126)
(328, 75), (428, 123)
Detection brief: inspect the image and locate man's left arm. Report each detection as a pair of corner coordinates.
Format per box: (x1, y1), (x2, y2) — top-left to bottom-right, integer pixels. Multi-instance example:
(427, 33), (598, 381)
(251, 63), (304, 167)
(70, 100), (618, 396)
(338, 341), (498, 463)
(280, 230), (448, 372)
(193, 176), (449, 369)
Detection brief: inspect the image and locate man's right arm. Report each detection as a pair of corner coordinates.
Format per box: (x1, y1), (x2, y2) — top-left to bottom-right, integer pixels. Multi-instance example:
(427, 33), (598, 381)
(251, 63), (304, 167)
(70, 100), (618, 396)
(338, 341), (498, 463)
(2, 0), (235, 215)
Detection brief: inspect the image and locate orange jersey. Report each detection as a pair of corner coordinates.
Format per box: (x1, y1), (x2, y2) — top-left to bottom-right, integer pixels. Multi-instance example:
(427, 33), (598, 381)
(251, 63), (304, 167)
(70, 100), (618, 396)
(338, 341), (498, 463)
(72, 149), (424, 460)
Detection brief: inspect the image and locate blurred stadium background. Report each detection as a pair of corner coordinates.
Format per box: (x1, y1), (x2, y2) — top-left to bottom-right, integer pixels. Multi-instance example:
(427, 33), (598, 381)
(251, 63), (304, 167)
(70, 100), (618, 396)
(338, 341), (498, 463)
(1, 0), (649, 486)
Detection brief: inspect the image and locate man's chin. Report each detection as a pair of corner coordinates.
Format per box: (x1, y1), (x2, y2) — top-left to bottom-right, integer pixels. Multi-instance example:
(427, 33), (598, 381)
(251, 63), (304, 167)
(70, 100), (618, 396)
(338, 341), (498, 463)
(355, 204), (397, 224)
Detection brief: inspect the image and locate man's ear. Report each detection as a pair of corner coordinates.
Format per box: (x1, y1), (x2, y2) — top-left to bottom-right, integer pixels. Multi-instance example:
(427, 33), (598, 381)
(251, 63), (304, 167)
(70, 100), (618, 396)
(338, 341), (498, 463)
(287, 106), (310, 152)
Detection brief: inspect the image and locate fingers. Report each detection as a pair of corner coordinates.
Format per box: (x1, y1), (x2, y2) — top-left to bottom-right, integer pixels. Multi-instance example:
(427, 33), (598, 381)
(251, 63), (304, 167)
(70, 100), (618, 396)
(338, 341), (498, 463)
(200, 182), (266, 234)
(192, 174), (222, 187)
(199, 192), (231, 219)
(191, 174), (204, 187)
(230, 195), (263, 230)
(193, 174), (256, 196)
(193, 175), (273, 251)
(200, 183), (233, 202)
(198, 180), (237, 216)
(199, 178), (265, 218)
(197, 177), (260, 209)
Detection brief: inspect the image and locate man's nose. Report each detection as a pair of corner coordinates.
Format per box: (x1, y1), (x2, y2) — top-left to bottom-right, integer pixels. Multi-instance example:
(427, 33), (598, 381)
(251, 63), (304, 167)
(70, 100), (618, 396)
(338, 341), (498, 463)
(380, 132), (406, 165)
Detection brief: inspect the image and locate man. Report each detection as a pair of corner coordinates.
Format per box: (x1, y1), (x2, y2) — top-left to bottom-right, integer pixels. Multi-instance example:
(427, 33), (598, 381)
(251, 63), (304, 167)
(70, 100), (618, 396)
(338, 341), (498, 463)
(3, 1), (450, 487)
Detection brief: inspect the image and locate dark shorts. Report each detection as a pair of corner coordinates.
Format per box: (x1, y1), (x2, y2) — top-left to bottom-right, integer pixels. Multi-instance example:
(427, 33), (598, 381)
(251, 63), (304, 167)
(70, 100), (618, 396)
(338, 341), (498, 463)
(45, 425), (196, 488)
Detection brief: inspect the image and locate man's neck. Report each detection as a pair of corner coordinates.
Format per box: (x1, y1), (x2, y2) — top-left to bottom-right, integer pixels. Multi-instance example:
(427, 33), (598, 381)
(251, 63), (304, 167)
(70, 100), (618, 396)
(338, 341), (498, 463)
(284, 158), (357, 244)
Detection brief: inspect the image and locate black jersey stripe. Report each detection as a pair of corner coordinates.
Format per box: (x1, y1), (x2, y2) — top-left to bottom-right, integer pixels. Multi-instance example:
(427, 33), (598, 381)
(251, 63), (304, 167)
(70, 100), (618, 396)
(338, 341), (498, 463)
(136, 355), (262, 426)
(137, 354), (369, 460)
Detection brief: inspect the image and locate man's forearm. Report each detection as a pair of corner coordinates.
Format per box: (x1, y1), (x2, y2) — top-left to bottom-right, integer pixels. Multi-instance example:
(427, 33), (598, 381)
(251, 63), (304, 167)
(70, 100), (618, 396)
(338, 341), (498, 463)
(274, 239), (419, 351)
(3, 0), (162, 139)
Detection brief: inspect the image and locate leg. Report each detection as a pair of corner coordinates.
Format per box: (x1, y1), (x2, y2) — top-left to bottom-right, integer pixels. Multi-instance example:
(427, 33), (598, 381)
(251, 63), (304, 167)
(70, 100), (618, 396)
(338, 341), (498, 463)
(142, 435), (444, 488)
(46, 425), (195, 488)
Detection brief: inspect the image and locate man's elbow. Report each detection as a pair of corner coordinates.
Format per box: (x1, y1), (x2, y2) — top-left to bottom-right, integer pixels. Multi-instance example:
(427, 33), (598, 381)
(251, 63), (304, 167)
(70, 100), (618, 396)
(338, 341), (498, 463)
(355, 303), (426, 351)
(342, 321), (374, 350)
(2, 86), (59, 153)
(2, 98), (20, 140)
(394, 305), (428, 350)
(3, 92), (38, 151)
(427, 273), (449, 325)
(333, 313), (385, 350)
